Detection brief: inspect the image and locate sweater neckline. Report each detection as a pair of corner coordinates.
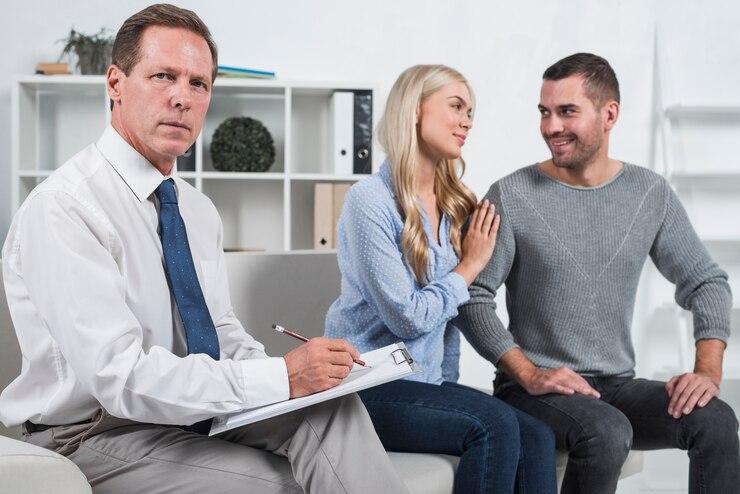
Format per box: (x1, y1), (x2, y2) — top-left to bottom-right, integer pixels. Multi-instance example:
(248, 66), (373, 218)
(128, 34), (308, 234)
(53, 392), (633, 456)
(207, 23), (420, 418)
(533, 162), (627, 190)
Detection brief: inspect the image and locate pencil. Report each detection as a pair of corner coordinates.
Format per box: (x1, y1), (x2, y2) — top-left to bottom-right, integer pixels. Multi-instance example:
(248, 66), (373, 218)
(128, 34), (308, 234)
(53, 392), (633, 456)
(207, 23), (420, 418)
(272, 323), (368, 367)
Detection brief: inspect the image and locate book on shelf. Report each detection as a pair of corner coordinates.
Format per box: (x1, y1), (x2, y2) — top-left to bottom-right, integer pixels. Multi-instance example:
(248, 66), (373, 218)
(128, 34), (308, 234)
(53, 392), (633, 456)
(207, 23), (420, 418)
(217, 64), (276, 79)
(35, 62), (71, 75)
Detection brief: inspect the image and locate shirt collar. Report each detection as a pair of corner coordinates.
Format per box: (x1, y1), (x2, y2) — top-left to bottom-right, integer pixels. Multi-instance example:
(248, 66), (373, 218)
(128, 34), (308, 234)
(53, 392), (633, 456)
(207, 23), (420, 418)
(96, 125), (178, 202)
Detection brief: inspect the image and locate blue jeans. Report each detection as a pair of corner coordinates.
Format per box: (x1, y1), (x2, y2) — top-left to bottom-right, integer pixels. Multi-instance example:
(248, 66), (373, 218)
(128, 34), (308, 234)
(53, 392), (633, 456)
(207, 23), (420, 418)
(359, 380), (557, 493)
(495, 374), (740, 494)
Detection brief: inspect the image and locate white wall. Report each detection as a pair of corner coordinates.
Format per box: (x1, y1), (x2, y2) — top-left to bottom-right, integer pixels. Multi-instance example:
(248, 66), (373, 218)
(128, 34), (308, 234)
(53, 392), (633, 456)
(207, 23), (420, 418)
(2, 1), (739, 491)
(2, 0), (739, 373)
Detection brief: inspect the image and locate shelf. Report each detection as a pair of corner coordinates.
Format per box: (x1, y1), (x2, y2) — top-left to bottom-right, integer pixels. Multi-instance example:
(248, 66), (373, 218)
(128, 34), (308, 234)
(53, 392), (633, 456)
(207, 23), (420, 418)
(670, 172), (740, 188)
(289, 173), (368, 181)
(12, 74), (376, 251)
(666, 105), (740, 118)
(200, 171), (285, 180)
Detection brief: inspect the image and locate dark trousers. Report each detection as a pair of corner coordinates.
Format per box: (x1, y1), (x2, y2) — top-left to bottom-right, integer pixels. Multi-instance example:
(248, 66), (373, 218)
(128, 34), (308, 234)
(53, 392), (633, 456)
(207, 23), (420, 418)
(494, 375), (740, 494)
(359, 379), (558, 494)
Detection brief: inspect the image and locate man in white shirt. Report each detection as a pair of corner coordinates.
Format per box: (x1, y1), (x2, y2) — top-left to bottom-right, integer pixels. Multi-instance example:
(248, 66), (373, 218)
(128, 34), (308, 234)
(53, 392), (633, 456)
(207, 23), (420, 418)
(0, 4), (406, 493)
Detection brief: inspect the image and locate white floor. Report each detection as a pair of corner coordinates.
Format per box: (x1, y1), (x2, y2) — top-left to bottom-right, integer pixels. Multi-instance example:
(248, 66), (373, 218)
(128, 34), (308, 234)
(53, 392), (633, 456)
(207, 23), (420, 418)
(616, 450), (690, 494)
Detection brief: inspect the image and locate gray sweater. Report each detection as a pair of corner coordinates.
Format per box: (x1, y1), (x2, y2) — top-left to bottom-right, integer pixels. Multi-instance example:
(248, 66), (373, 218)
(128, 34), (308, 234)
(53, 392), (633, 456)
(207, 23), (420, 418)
(458, 163), (732, 377)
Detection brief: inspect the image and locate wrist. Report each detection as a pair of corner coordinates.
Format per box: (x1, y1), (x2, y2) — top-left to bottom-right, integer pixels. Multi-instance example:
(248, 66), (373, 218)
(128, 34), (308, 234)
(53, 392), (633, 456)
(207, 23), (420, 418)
(694, 368), (721, 386)
(453, 261), (474, 285)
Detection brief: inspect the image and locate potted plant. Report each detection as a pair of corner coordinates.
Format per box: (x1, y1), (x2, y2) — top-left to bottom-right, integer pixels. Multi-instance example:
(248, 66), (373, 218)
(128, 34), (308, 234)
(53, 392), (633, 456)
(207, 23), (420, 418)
(58, 28), (114, 75)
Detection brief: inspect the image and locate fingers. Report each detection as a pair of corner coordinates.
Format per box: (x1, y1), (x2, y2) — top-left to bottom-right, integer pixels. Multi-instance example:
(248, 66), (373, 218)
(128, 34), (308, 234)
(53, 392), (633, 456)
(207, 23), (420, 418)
(561, 369), (601, 398)
(697, 387), (719, 408)
(548, 384), (576, 395)
(665, 375), (679, 397)
(680, 383), (711, 416)
(667, 374), (692, 417)
(481, 203), (495, 236)
(473, 200), (488, 231)
(673, 379), (703, 417)
(327, 350), (354, 367)
(328, 364), (352, 380)
(489, 212), (501, 240)
(666, 374), (719, 418)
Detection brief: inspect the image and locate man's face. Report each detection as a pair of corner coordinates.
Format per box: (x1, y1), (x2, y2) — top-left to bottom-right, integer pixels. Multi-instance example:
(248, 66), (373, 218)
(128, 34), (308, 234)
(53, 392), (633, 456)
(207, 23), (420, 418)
(538, 75), (607, 169)
(108, 26), (213, 167)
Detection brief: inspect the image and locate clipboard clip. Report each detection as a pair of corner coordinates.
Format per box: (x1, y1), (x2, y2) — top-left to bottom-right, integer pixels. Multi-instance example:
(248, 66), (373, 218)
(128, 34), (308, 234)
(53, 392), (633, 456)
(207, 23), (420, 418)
(391, 347), (414, 365)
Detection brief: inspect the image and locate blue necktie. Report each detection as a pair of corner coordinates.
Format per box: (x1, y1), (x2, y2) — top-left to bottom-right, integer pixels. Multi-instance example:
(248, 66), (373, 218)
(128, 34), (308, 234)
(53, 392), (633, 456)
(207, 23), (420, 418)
(156, 178), (219, 434)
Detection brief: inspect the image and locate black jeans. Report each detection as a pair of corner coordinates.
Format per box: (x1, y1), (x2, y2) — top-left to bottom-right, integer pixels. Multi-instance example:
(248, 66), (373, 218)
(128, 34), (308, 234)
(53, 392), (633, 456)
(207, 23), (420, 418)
(360, 380), (558, 493)
(494, 374), (740, 494)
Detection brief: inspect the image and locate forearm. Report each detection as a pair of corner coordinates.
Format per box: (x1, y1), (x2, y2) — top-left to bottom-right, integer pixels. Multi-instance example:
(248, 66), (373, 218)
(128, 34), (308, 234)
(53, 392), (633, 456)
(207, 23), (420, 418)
(694, 338), (725, 385)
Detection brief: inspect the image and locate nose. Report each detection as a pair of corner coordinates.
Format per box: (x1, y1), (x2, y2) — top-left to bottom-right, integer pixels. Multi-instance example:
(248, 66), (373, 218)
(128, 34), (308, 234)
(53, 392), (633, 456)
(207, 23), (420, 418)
(542, 114), (564, 137)
(171, 80), (192, 111)
(460, 113), (472, 130)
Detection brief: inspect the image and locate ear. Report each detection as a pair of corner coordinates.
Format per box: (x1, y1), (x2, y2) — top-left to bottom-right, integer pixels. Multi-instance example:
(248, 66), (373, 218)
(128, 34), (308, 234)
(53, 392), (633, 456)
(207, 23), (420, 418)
(603, 100), (620, 132)
(415, 102), (422, 125)
(107, 64), (125, 108)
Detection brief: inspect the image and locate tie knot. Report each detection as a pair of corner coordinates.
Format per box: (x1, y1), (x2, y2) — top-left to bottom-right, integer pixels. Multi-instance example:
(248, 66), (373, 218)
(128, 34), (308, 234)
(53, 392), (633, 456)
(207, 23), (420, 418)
(155, 179), (178, 205)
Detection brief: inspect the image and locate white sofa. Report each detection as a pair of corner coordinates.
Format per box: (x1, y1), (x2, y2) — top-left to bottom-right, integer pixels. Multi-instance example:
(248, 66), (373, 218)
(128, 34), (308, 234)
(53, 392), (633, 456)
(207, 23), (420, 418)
(0, 252), (641, 493)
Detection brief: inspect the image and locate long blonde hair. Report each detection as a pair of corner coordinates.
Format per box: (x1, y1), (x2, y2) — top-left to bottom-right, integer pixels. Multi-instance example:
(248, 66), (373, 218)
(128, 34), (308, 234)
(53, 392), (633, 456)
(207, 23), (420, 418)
(377, 65), (477, 284)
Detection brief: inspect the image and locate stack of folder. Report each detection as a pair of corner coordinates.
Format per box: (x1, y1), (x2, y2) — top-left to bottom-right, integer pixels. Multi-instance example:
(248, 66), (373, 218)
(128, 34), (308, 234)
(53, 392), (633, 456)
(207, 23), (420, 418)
(35, 63), (71, 75)
(217, 65), (276, 79)
(314, 183), (352, 250)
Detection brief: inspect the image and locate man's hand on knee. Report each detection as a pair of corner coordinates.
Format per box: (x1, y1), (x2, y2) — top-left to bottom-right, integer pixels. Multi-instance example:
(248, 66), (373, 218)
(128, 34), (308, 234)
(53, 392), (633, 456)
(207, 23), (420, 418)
(520, 367), (601, 398)
(283, 337), (361, 398)
(666, 372), (720, 419)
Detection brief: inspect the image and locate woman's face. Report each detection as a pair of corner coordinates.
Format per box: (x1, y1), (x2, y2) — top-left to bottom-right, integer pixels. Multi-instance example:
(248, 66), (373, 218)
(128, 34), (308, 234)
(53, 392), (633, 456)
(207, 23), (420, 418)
(417, 81), (473, 162)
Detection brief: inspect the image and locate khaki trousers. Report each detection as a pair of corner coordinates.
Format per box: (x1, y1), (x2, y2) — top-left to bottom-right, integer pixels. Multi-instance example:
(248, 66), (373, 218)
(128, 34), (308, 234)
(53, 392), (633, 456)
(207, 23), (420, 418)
(25, 394), (407, 494)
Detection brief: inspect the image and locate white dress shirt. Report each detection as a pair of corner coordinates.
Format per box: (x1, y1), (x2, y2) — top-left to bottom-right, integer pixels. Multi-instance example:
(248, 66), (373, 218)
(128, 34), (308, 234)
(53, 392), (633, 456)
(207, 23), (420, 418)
(0, 125), (289, 427)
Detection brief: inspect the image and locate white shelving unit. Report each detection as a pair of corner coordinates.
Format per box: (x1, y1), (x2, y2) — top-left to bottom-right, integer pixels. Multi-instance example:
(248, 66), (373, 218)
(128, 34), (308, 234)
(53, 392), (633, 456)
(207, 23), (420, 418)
(652, 31), (740, 377)
(11, 74), (378, 252)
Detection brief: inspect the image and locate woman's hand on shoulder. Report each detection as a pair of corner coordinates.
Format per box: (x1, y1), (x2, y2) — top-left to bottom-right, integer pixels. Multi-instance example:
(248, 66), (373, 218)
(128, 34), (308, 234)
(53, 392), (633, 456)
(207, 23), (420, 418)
(454, 199), (500, 285)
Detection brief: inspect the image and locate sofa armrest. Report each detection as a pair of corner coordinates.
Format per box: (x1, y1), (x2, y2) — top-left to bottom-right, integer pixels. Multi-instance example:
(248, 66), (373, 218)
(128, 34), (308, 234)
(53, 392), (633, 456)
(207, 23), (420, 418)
(0, 435), (91, 494)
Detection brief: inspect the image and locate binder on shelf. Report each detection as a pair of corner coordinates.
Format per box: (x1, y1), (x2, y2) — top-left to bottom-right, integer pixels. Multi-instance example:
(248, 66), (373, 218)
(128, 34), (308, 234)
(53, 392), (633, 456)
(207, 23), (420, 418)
(314, 183), (334, 249)
(329, 91), (354, 175)
(209, 342), (419, 434)
(331, 183), (351, 248)
(353, 90), (373, 174)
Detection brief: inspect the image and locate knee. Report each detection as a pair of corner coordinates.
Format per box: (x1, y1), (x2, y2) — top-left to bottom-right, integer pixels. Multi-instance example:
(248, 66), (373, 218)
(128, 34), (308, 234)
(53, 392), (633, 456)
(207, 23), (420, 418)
(684, 398), (739, 449)
(468, 401), (522, 453)
(580, 413), (632, 463)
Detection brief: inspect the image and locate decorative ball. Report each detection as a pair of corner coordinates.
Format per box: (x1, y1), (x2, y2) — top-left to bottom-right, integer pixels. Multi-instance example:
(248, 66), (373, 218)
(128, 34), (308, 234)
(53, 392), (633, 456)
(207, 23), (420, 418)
(210, 117), (276, 172)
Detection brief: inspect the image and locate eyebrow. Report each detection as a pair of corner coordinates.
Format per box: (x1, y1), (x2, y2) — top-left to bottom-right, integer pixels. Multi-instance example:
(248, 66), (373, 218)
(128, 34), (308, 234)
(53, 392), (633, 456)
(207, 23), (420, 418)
(447, 95), (471, 107)
(538, 103), (579, 111)
(156, 66), (210, 82)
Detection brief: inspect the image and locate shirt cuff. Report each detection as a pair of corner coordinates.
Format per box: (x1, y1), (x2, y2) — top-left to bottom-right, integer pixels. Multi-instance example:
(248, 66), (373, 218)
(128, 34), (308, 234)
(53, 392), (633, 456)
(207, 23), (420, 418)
(239, 357), (290, 409)
(445, 271), (470, 305)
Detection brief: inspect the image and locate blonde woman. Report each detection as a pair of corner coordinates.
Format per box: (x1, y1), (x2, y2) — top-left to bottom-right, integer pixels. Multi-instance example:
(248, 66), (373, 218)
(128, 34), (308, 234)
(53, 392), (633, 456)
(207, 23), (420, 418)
(325, 65), (556, 493)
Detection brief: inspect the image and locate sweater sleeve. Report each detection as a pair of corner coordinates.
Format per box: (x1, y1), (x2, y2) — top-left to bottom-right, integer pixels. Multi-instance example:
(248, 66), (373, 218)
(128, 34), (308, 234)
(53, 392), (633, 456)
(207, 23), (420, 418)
(458, 181), (519, 364)
(650, 182), (732, 343)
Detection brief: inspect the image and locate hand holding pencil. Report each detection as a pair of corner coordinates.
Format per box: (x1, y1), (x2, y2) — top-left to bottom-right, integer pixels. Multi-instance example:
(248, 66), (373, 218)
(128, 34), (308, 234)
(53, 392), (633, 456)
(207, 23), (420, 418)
(278, 324), (367, 399)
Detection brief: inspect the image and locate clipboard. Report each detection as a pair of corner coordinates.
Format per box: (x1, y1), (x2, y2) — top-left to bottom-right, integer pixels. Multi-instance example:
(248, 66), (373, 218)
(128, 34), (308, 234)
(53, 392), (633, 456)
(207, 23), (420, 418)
(209, 342), (419, 435)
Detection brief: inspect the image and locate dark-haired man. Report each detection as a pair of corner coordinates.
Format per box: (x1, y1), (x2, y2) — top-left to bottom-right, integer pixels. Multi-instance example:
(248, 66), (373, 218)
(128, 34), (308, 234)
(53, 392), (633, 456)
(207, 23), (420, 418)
(459, 53), (739, 493)
(0, 4), (406, 492)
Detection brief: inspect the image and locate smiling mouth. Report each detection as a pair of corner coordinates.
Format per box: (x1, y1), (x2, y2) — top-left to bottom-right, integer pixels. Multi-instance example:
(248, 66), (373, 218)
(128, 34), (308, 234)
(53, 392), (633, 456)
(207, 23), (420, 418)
(549, 137), (575, 149)
(454, 134), (466, 145)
